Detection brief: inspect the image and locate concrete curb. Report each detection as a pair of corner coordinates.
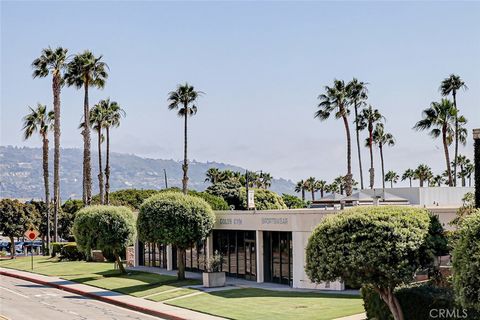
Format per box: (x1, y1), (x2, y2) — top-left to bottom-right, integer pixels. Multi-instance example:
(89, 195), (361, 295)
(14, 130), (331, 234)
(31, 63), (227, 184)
(0, 269), (186, 320)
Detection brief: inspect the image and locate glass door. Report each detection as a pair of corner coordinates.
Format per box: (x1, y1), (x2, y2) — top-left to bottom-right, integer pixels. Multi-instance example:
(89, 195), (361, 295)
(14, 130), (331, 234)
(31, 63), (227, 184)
(245, 239), (256, 281)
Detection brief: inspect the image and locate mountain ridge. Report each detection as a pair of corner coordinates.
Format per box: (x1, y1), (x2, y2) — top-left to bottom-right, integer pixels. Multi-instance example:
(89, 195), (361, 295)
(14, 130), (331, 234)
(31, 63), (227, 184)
(0, 145), (296, 199)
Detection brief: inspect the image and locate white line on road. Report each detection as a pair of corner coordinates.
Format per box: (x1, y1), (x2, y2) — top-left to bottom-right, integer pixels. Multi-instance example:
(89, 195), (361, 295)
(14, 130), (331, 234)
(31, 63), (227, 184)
(0, 286), (29, 299)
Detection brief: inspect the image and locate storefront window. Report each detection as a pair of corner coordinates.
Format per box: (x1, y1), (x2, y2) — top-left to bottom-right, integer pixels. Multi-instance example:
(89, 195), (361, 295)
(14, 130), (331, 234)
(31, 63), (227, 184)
(263, 231), (292, 286)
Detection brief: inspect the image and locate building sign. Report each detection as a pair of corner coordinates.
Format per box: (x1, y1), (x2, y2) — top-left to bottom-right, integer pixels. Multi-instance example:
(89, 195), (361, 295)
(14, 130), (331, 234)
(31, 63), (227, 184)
(248, 190), (255, 209)
(219, 218), (243, 225)
(261, 217), (288, 225)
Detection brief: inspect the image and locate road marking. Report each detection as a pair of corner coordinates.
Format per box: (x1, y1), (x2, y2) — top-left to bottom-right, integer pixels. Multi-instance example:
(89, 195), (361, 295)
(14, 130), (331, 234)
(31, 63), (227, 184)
(0, 286), (29, 299)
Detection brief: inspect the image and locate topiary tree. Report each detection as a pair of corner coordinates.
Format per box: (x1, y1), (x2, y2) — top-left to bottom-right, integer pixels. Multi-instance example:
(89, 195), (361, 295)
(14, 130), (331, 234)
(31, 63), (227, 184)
(239, 187), (287, 210)
(187, 190), (229, 210)
(138, 192), (215, 280)
(60, 199), (84, 240)
(73, 205), (136, 273)
(0, 199), (38, 258)
(452, 210), (480, 311)
(306, 206), (431, 320)
(93, 189), (160, 210)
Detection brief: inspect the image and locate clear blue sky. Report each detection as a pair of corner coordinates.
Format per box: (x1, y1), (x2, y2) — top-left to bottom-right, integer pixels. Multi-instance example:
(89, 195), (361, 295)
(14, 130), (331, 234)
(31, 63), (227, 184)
(1, 1), (479, 185)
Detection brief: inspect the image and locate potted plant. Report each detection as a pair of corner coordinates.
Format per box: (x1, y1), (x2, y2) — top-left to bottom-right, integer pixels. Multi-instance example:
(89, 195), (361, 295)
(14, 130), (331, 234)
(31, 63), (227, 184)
(202, 250), (226, 288)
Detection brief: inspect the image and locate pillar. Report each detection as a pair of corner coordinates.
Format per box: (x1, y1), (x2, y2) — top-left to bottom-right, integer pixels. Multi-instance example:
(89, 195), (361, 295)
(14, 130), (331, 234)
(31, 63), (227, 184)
(474, 129), (480, 208)
(256, 230), (264, 283)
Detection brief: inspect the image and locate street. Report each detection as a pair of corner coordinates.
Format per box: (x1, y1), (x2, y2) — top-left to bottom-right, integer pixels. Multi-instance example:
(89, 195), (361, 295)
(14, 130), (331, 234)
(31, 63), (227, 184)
(0, 275), (164, 320)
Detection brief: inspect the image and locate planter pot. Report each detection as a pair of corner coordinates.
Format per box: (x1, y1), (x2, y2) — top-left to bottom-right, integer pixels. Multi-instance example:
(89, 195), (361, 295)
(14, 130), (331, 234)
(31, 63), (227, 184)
(203, 271), (226, 288)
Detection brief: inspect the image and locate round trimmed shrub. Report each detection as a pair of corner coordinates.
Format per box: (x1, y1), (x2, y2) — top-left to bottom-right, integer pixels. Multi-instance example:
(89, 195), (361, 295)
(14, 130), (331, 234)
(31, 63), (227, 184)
(138, 192), (215, 279)
(453, 210), (480, 311)
(306, 206), (430, 320)
(239, 188), (287, 210)
(73, 205), (136, 272)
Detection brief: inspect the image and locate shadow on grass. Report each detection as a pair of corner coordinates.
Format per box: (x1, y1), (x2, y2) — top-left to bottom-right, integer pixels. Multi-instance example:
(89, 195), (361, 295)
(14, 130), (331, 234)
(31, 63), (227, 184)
(199, 288), (361, 300)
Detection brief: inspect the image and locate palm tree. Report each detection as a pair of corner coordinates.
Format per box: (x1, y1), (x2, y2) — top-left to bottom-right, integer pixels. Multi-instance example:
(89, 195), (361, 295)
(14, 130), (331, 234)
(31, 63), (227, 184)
(305, 177), (317, 201)
(431, 175), (443, 187)
(358, 105), (383, 189)
(464, 162), (474, 187)
(89, 103), (108, 204)
(22, 103), (54, 253)
(315, 180), (327, 198)
(295, 180), (307, 201)
(168, 83), (203, 194)
(440, 74), (467, 186)
(32, 47), (68, 242)
(100, 99), (125, 205)
(326, 182), (340, 194)
(315, 80), (353, 196)
(401, 169), (415, 187)
(385, 171), (399, 188)
(372, 123), (395, 189)
(414, 99), (456, 186)
(456, 155), (468, 187)
(347, 78), (368, 190)
(414, 164), (433, 187)
(205, 168), (222, 184)
(65, 51), (108, 205)
(259, 172), (273, 189)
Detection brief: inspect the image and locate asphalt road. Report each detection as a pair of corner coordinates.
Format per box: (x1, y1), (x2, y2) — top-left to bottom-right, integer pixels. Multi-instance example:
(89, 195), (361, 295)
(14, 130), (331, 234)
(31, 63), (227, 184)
(0, 276), (164, 320)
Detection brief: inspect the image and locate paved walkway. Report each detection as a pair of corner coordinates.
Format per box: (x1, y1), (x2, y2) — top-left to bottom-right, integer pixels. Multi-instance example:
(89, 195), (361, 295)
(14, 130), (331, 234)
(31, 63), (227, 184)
(0, 267), (225, 320)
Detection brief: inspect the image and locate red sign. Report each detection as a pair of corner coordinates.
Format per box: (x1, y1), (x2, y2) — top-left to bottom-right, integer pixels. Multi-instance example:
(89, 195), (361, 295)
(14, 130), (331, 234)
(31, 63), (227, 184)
(24, 228), (39, 241)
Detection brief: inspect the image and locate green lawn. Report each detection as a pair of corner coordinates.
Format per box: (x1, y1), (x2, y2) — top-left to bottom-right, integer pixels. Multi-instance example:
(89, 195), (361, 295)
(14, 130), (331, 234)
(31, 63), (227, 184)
(0, 256), (199, 297)
(168, 288), (364, 320)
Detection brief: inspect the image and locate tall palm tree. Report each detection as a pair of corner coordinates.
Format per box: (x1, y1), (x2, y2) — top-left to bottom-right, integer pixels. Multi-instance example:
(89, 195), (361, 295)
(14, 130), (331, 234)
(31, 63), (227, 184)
(205, 168), (222, 184)
(168, 83), (203, 194)
(22, 103), (54, 253)
(65, 51), (108, 205)
(305, 177), (317, 201)
(89, 103), (107, 204)
(32, 47), (68, 242)
(347, 78), (368, 190)
(295, 180), (307, 201)
(401, 169), (415, 187)
(440, 74), (467, 186)
(315, 180), (327, 198)
(414, 99), (456, 186)
(358, 105), (383, 189)
(101, 99), (125, 205)
(385, 171), (399, 188)
(315, 80), (353, 196)
(372, 123), (395, 189)
(414, 164), (433, 187)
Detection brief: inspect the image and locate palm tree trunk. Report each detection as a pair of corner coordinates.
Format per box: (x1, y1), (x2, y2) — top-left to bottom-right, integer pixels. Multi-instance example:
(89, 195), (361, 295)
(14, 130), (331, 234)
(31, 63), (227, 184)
(369, 127), (374, 189)
(301, 189), (305, 201)
(379, 143), (385, 189)
(341, 111), (353, 196)
(390, 180), (393, 188)
(52, 74), (61, 242)
(311, 190), (315, 201)
(83, 81), (92, 205)
(320, 189), (324, 197)
(442, 125), (453, 186)
(182, 109), (189, 194)
(453, 92), (458, 187)
(460, 165), (465, 187)
(97, 127), (104, 204)
(105, 126), (111, 205)
(354, 104), (364, 189)
(409, 178), (412, 187)
(42, 134), (50, 255)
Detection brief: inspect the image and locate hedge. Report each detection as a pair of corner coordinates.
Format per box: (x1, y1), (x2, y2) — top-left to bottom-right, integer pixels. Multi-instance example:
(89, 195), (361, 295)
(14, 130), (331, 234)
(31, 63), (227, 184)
(59, 242), (84, 261)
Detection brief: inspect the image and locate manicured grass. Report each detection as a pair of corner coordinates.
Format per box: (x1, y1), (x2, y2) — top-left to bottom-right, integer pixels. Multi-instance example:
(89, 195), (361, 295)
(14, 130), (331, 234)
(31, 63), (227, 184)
(147, 288), (199, 302)
(168, 288), (364, 320)
(0, 256), (200, 297)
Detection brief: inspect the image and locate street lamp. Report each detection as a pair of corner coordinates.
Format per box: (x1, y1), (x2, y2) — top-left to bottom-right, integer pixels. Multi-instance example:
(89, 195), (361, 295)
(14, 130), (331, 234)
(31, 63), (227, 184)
(245, 169), (262, 210)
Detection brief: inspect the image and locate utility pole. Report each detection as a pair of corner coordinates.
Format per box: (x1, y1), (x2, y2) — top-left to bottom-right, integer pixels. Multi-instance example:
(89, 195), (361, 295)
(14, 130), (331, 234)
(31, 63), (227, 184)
(163, 169), (168, 189)
(474, 129), (480, 208)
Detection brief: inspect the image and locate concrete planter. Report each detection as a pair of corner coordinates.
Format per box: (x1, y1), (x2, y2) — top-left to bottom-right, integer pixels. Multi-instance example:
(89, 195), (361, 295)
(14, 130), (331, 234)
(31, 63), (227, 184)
(202, 271), (226, 288)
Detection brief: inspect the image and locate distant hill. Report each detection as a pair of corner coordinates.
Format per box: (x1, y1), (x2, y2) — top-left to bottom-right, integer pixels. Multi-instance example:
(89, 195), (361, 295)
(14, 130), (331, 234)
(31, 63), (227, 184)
(0, 146), (295, 200)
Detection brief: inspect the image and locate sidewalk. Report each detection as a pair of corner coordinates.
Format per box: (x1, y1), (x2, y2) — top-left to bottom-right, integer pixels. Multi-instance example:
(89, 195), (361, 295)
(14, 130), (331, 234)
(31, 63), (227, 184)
(0, 267), (225, 320)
